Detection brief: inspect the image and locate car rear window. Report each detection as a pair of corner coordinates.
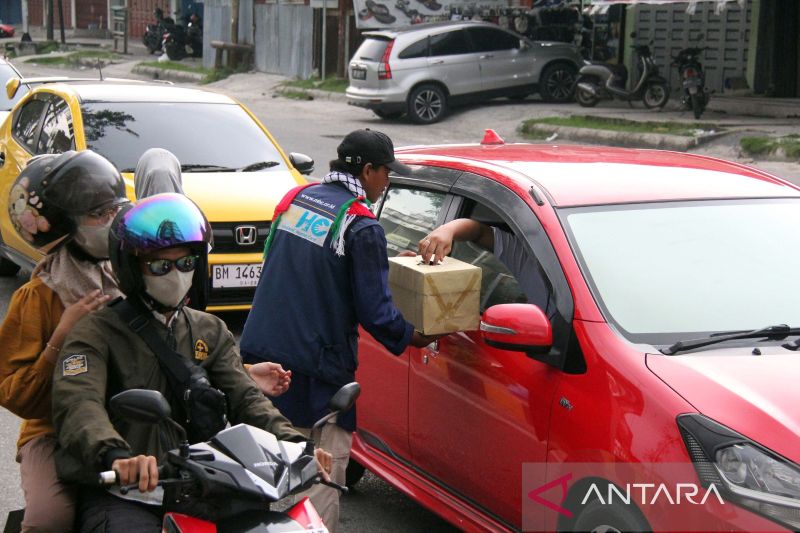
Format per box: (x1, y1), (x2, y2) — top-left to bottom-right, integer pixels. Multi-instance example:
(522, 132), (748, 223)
(354, 37), (391, 61)
(80, 102), (288, 173)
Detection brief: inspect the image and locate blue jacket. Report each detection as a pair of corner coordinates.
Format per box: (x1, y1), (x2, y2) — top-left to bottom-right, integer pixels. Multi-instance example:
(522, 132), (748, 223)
(241, 182), (413, 430)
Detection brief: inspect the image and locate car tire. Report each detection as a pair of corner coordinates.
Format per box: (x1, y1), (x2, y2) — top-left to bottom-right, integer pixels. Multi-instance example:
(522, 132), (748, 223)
(373, 110), (404, 120)
(0, 257), (21, 277)
(345, 458), (366, 489)
(540, 63), (577, 103)
(407, 84), (447, 124)
(642, 81), (669, 109)
(571, 498), (651, 533)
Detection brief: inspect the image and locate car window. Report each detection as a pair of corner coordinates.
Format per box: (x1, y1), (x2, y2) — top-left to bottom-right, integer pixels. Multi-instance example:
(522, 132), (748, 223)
(429, 30), (472, 57)
(467, 27), (521, 52)
(37, 98), (73, 154)
(448, 201), (535, 311)
(354, 37), (391, 61)
(378, 186), (446, 256)
(80, 102), (289, 173)
(398, 37), (428, 59)
(13, 99), (48, 152)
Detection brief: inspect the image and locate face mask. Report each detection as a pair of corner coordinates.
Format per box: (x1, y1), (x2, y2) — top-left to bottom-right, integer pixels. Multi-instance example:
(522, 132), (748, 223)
(144, 269), (195, 308)
(73, 220), (113, 259)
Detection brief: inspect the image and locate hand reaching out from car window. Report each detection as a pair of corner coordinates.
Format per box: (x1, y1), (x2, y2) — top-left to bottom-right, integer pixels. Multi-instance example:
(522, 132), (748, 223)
(418, 226), (455, 265)
(248, 362), (292, 396)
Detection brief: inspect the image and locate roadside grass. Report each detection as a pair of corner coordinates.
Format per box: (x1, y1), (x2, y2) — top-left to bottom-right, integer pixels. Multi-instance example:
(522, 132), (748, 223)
(520, 115), (721, 138)
(26, 49), (121, 65)
(283, 77), (348, 93)
(740, 134), (800, 159)
(280, 89), (314, 100)
(139, 60), (213, 76)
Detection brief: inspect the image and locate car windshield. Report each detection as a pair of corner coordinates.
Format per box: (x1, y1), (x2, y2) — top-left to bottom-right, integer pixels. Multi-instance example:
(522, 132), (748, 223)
(561, 198), (800, 345)
(80, 102), (288, 173)
(0, 64), (27, 111)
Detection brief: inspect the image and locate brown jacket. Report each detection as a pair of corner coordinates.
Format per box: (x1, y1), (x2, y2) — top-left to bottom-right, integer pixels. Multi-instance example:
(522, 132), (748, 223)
(52, 299), (304, 477)
(0, 277), (64, 451)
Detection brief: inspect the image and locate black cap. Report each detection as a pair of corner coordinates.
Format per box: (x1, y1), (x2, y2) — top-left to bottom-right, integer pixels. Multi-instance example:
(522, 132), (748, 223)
(337, 129), (412, 175)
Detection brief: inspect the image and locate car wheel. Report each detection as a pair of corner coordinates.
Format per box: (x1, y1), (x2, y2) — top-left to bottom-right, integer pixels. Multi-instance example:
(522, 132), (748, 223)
(571, 498), (650, 533)
(345, 458), (366, 489)
(540, 63), (577, 103)
(0, 257), (21, 277)
(407, 84), (447, 124)
(373, 110), (404, 120)
(642, 81), (669, 109)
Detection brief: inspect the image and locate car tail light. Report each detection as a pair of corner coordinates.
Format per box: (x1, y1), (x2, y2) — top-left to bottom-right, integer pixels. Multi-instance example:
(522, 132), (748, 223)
(683, 67), (698, 78)
(378, 40), (394, 80)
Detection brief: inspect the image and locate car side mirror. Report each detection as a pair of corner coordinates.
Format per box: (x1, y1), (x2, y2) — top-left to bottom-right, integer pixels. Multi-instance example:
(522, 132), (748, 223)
(289, 152), (315, 175)
(109, 389), (172, 424)
(480, 303), (552, 355)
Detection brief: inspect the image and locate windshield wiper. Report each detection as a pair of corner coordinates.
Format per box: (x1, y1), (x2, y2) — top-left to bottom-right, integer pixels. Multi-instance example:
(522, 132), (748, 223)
(238, 161), (280, 172)
(661, 324), (800, 355)
(180, 164), (235, 173)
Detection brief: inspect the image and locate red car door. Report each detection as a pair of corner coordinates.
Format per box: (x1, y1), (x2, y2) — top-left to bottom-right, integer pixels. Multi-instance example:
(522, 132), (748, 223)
(407, 176), (575, 529)
(356, 175), (454, 461)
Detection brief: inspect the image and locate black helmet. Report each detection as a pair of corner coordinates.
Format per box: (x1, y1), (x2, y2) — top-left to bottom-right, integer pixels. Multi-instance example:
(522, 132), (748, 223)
(110, 193), (212, 309)
(7, 150), (128, 251)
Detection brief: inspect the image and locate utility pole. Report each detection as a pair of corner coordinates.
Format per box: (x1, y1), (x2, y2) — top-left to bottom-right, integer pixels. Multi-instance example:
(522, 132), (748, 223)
(46, 0), (54, 41)
(57, 0), (66, 44)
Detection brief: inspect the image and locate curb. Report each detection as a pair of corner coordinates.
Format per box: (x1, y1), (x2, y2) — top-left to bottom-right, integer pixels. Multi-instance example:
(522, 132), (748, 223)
(275, 87), (347, 103)
(132, 65), (206, 83)
(521, 123), (730, 151)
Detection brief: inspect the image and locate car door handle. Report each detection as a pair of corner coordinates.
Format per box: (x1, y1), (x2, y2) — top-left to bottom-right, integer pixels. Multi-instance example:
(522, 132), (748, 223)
(430, 59), (444, 65)
(479, 54), (494, 59)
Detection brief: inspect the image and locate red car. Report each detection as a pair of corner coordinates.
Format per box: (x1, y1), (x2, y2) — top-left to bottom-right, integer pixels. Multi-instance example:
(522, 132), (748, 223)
(351, 137), (800, 532)
(0, 24), (14, 38)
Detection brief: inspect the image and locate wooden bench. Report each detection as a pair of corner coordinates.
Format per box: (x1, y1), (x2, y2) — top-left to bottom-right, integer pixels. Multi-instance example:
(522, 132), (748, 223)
(210, 40), (254, 69)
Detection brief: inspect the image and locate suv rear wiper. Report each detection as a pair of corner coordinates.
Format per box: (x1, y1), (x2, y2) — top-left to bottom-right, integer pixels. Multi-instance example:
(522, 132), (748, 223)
(661, 324), (800, 355)
(238, 161), (280, 172)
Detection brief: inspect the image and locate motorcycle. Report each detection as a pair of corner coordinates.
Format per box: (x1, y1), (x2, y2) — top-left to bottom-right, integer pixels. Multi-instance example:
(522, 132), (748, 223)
(185, 13), (203, 58)
(143, 7), (174, 55)
(672, 35), (710, 119)
(95, 383), (360, 532)
(575, 33), (670, 110)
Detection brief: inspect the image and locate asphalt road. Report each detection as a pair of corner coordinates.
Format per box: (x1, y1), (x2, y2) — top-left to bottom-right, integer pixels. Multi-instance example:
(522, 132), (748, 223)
(2, 57), (798, 530)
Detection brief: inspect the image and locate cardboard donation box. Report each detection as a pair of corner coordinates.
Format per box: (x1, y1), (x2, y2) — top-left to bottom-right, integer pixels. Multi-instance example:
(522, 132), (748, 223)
(388, 255), (482, 335)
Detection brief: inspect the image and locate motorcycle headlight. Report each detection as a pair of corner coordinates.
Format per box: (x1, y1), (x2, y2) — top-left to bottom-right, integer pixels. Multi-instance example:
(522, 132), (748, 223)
(678, 414), (800, 530)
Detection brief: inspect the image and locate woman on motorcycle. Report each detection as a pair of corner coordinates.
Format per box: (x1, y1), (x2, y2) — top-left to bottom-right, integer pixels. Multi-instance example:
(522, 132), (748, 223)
(0, 150), (130, 531)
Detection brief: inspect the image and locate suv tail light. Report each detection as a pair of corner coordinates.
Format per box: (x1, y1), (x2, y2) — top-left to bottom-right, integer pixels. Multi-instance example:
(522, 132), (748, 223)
(378, 40), (394, 80)
(683, 67), (698, 78)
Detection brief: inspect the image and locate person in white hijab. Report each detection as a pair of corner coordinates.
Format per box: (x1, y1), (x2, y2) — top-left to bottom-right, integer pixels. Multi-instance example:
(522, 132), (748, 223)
(134, 148), (184, 198)
(132, 148), (291, 397)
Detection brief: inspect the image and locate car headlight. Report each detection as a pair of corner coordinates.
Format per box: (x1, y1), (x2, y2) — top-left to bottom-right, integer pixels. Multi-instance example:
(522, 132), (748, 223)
(678, 414), (800, 530)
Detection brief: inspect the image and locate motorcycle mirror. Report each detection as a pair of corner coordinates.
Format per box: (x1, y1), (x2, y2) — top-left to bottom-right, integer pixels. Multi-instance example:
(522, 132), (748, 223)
(328, 382), (361, 413)
(110, 389), (172, 424)
(312, 382), (361, 430)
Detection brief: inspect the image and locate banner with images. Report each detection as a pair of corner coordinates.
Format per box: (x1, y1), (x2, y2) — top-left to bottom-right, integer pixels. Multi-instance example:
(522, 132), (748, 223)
(353, 0), (511, 30)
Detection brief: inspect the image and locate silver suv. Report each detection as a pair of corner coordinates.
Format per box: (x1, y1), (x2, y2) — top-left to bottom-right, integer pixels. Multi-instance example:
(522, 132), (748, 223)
(346, 21), (583, 124)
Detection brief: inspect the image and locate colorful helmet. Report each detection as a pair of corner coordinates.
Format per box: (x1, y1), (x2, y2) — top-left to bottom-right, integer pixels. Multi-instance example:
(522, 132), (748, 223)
(7, 150), (128, 251)
(110, 193), (212, 309)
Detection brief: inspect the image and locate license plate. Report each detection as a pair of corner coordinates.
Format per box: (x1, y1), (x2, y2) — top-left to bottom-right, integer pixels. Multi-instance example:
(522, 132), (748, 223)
(351, 68), (366, 80)
(212, 263), (262, 288)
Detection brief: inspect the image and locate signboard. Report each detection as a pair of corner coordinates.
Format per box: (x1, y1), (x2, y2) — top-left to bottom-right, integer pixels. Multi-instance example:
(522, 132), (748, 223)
(353, 0), (508, 29)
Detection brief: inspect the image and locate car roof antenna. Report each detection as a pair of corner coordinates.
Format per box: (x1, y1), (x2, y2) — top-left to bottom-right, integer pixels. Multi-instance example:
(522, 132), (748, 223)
(95, 59), (104, 81)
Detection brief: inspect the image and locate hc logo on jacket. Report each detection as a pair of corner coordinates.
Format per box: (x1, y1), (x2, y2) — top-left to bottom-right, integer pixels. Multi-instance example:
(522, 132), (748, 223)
(279, 204), (332, 246)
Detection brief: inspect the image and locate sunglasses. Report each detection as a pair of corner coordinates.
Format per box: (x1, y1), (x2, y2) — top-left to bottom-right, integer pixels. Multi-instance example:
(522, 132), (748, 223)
(144, 254), (199, 276)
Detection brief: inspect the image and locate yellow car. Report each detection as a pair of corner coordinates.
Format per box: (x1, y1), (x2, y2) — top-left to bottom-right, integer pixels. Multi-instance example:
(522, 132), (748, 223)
(0, 78), (313, 311)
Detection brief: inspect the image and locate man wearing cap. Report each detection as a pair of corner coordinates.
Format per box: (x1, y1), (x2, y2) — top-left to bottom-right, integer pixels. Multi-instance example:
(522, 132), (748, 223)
(241, 129), (438, 532)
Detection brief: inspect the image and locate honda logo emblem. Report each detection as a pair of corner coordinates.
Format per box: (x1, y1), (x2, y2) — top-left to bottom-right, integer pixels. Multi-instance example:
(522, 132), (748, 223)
(234, 225), (257, 246)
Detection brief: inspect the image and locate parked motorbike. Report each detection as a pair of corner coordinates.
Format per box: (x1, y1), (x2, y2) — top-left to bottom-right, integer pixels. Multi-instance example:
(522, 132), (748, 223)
(672, 35), (710, 119)
(575, 33), (670, 109)
(95, 383), (360, 532)
(185, 13), (203, 58)
(143, 7), (174, 54)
